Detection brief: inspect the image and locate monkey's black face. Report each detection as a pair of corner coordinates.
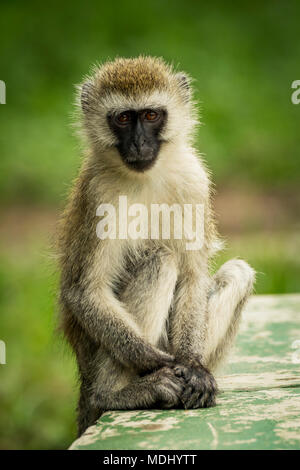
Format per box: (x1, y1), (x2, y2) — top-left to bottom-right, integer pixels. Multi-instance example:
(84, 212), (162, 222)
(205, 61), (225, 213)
(107, 109), (167, 172)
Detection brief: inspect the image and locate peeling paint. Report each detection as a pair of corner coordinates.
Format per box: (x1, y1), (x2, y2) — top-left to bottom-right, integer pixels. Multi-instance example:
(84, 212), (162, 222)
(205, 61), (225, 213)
(207, 422), (218, 448)
(69, 425), (99, 449)
(218, 370), (300, 391)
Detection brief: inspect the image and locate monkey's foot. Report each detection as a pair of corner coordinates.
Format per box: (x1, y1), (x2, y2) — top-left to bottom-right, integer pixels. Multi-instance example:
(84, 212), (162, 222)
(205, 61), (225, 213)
(174, 362), (218, 409)
(151, 366), (185, 409)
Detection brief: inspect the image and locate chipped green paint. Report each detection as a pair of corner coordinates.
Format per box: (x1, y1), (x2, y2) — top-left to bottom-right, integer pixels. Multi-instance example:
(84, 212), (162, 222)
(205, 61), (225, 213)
(70, 295), (300, 450)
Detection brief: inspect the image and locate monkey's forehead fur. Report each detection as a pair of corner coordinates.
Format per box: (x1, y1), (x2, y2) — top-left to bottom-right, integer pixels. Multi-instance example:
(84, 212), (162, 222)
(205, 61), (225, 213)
(87, 56), (189, 98)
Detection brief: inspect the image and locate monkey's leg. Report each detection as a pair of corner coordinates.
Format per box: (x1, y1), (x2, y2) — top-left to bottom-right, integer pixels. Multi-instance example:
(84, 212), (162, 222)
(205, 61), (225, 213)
(119, 248), (178, 348)
(93, 366), (184, 411)
(205, 259), (255, 371)
(176, 259), (255, 409)
(77, 379), (101, 437)
(78, 366), (184, 435)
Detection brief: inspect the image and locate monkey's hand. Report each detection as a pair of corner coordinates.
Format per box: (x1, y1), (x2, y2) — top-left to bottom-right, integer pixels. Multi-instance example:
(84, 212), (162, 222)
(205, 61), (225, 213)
(174, 358), (218, 409)
(150, 366), (186, 409)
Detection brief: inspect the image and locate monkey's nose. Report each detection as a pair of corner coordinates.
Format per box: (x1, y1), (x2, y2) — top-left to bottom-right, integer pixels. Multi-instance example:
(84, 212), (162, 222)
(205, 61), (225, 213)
(134, 136), (146, 150)
(132, 137), (146, 155)
(131, 141), (140, 155)
(139, 136), (146, 148)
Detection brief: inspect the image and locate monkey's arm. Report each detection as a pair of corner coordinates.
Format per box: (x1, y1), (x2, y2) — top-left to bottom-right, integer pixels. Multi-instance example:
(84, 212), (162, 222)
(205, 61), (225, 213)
(61, 281), (174, 373)
(169, 258), (218, 408)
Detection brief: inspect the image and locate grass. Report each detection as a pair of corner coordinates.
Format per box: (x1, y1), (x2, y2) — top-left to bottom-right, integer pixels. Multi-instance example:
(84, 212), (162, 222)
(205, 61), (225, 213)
(0, 241), (76, 449)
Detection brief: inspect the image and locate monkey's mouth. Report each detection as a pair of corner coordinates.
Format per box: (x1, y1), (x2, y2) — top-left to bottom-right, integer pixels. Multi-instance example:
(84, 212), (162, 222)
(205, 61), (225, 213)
(124, 155), (158, 172)
(118, 146), (158, 172)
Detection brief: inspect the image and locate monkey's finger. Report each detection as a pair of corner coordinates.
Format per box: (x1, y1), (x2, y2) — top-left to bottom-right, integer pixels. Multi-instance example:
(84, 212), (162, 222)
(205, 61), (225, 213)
(168, 379), (185, 395)
(198, 391), (217, 408)
(159, 376), (183, 395)
(184, 390), (202, 409)
(162, 368), (186, 389)
(180, 385), (195, 408)
(161, 399), (179, 410)
(156, 384), (181, 407)
(187, 385), (217, 408)
(174, 364), (192, 382)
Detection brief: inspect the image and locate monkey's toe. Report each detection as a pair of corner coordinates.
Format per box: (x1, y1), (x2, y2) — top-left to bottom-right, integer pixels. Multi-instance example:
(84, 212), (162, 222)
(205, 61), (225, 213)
(153, 366), (185, 408)
(179, 367), (218, 409)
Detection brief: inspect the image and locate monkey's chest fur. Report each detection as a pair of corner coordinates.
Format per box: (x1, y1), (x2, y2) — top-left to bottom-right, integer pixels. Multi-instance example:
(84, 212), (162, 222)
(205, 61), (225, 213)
(91, 172), (211, 350)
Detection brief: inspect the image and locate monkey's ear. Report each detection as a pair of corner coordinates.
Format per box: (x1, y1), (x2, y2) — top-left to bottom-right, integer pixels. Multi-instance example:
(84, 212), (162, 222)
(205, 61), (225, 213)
(175, 73), (191, 103)
(81, 80), (94, 113)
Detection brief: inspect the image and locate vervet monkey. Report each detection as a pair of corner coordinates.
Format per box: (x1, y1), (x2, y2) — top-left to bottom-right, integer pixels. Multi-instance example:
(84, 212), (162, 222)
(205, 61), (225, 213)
(58, 56), (255, 436)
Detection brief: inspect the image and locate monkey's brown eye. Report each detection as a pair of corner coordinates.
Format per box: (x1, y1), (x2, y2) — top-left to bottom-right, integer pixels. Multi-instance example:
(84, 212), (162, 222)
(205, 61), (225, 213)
(117, 112), (131, 124)
(145, 111), (159, 121)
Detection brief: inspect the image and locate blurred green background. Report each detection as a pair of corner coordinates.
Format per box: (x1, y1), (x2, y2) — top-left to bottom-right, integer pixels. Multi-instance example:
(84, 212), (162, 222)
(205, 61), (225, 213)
(0, 0), (299, 450)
